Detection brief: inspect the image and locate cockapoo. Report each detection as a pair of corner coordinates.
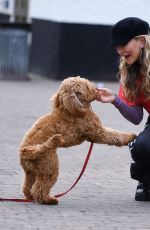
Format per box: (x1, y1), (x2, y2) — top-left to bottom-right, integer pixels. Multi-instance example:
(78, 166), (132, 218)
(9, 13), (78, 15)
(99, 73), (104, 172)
(19, 76), (136, 204)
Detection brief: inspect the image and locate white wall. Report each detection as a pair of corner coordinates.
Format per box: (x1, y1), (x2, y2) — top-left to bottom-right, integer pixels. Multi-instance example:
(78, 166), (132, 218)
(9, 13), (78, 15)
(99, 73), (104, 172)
(29, 0), (150, 25)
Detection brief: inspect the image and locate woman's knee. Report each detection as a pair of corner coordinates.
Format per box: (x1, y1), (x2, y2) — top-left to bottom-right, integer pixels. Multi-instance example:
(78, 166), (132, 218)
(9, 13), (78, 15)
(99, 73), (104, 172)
(129, 135), (150, 162)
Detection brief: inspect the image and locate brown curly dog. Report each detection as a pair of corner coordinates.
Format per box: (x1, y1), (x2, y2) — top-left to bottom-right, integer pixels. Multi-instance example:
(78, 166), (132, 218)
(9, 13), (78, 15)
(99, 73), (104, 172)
(19, 76), (136, 205)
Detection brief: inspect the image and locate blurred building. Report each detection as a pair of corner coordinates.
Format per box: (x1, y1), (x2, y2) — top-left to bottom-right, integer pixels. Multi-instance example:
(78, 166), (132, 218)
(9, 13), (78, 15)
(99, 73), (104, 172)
(0, 0), (150, 80)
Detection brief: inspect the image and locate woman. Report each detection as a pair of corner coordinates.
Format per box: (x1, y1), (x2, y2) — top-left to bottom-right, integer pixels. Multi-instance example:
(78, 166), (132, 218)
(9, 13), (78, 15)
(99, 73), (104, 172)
(98, 17), (150, 201)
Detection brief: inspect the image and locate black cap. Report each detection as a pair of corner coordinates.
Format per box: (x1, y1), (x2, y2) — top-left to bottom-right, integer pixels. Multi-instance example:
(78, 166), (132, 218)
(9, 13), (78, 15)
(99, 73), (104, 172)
(109, 17), (149, 47)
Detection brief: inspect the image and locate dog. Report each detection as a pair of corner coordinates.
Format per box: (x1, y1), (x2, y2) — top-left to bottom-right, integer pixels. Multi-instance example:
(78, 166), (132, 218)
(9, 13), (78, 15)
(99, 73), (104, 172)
(19, 76), (136, 204)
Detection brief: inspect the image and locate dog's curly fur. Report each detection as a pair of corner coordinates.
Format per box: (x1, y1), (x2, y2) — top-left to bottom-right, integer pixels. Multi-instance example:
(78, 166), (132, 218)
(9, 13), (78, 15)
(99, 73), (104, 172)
(19, 76), (136, 205)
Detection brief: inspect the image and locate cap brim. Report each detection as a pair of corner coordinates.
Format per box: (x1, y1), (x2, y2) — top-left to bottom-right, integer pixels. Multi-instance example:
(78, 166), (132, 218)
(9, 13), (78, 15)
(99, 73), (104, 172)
(109, 37), (131, 47)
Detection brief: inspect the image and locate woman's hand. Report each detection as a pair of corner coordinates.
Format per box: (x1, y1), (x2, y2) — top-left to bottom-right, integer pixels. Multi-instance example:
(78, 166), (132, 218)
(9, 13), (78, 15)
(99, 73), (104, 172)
(97, 88), (116, 103)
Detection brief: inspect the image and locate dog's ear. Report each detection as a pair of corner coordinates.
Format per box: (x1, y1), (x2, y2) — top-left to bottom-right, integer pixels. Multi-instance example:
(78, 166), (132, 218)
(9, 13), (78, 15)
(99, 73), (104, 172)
(51, 92), (60, 108)
(63, 92), (86, 116)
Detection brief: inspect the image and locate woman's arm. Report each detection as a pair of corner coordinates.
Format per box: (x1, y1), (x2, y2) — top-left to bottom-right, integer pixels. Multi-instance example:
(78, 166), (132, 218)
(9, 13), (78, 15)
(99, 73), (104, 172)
(112, 95), (143, 125)
(98, 88), (143, 125)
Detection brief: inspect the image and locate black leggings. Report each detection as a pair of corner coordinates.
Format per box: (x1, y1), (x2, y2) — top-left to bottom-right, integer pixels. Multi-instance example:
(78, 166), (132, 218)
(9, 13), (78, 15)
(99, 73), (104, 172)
(129, 115), (150, 184)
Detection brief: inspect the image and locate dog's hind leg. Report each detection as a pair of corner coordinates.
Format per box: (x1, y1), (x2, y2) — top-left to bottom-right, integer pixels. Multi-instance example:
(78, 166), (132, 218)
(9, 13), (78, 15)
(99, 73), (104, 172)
(31, 172), (59, 205)
(22, 170), (36, 200)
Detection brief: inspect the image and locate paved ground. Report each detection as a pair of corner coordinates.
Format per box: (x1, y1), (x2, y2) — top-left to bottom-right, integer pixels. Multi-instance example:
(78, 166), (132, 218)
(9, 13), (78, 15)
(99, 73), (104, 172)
(0, 74), (150, 230)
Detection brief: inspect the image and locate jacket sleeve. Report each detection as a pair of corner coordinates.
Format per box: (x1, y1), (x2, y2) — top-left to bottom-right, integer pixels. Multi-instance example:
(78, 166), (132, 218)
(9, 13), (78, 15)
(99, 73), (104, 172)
(112, 85), (143, 125)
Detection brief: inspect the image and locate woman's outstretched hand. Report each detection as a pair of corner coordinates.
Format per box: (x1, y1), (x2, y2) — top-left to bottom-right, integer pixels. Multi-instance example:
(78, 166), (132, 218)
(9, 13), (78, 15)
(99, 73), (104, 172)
(97, 88), (116, 103)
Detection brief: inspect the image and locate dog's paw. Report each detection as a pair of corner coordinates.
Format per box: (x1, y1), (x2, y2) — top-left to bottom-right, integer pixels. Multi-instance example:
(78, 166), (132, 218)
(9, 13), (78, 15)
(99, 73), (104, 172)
(122, 132), (137, 145)
(20, 147), (28, 158)
(129, 133), (137, 141)
(47, 134), (65, 148)
(36, 196), (58, 205)
(53, 134), (65, 143)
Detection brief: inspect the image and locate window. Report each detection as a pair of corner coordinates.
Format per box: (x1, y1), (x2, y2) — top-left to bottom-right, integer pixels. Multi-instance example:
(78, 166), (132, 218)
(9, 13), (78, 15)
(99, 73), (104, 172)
(4, 0), (9, 8)
(14, 0), (29, 22)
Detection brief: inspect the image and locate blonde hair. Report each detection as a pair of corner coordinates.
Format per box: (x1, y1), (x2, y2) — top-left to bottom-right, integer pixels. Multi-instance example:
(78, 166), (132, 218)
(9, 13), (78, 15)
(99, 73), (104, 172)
(119, 35), (150, 101)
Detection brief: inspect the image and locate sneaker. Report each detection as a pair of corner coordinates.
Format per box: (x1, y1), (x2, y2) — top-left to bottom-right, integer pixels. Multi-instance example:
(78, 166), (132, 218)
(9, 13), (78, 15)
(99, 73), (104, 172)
(135, 182), (150, 201)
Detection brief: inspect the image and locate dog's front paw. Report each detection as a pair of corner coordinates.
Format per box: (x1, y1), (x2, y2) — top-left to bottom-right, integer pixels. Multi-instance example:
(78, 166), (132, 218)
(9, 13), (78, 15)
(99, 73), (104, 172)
(53, 134), (65, 144)
(19, 146), (32, 159)
(124, 132), (137, 145)
(47, 134), (65, 148)
(129, 133), (137, 141)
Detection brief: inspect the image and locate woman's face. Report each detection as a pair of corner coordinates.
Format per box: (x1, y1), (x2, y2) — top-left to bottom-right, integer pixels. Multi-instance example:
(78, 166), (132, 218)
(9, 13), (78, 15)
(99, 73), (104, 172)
(115, 37), (145, 65)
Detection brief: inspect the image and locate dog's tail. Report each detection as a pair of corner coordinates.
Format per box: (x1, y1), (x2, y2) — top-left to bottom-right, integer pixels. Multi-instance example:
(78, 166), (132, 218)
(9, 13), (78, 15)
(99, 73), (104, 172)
(20, 134), (64, 160)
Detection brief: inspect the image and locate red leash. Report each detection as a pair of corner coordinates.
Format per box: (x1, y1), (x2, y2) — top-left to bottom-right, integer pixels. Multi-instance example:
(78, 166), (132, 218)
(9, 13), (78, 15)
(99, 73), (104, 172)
(0, 142), (94, 203)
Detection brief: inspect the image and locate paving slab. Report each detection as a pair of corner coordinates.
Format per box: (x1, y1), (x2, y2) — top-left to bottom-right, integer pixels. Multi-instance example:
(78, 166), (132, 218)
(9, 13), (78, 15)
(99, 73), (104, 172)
(0, 74), (149, 230)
